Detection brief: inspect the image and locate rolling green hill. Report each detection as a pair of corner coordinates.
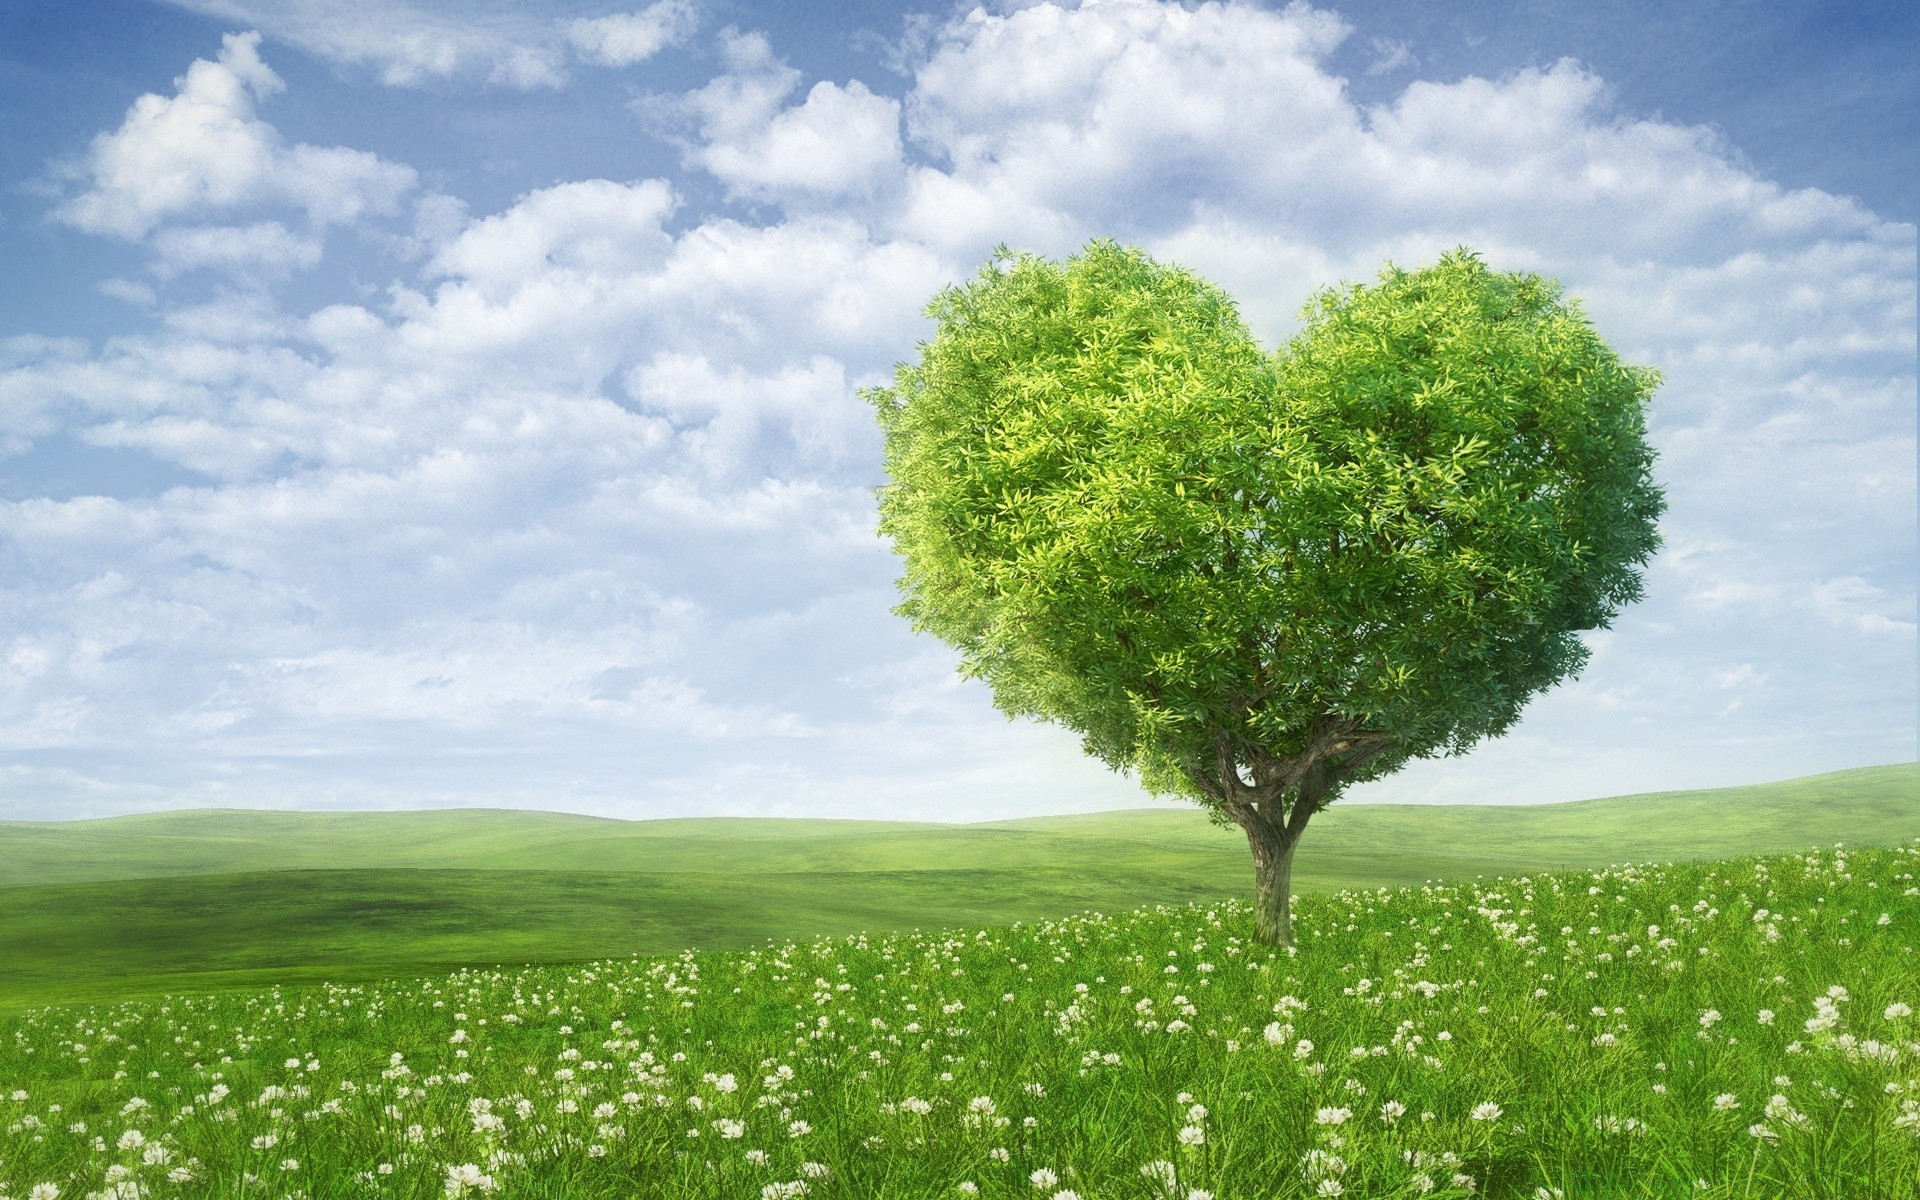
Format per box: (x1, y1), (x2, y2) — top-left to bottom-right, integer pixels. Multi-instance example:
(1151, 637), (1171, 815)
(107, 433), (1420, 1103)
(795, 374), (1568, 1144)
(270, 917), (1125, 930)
(0, 762), (1913, 1010)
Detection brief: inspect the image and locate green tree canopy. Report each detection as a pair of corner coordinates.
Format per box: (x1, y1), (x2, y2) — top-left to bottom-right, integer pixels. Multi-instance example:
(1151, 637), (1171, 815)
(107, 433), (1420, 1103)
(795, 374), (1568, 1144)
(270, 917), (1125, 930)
(869, 242), (1664, 943)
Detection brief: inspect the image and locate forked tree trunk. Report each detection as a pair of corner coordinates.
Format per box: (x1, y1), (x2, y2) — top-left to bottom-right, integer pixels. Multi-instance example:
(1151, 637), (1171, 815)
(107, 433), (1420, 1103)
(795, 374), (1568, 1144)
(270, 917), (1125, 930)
(1216, 736), (1350, 947)
(1247, 823), (1298, 947)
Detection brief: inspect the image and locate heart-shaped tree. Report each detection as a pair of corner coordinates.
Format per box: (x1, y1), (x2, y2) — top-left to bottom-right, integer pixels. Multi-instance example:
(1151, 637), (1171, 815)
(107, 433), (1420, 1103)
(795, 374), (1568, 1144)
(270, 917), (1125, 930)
(869, 242), (1664, 945)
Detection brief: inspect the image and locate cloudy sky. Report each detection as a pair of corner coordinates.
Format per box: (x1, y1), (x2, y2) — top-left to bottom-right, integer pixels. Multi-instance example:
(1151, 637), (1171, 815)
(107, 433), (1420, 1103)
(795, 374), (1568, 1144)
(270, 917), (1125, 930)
(0, 0), (1913, 823)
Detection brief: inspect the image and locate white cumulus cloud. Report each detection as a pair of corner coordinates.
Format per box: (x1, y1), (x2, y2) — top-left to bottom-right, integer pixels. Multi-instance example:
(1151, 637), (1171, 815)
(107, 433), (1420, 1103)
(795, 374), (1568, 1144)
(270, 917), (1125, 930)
(666, 30), (904, 205)
(55, 32), (415, 242)
(565, 0), (700, 66)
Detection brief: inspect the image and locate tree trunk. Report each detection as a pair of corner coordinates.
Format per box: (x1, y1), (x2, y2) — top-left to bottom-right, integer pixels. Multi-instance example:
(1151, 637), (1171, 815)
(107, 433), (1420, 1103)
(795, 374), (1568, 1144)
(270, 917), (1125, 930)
(1217, 744), (1337, 948)
(1248, 824), (1298, 947)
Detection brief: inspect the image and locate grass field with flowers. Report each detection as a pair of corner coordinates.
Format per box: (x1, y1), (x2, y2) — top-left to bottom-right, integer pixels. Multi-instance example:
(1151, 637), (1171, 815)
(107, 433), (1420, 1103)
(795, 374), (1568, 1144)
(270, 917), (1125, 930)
(2, 764), (1914, 1013)
(4, 833), (1918, 1199)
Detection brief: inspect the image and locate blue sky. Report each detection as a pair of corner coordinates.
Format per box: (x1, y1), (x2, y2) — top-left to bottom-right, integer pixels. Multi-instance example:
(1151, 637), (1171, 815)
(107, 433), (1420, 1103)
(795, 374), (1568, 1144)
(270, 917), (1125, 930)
(0, 0), (1913, 822)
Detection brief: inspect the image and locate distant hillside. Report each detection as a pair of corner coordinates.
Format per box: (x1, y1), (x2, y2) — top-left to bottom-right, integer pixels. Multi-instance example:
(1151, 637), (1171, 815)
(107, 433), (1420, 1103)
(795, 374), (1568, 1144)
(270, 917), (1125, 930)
(0, 762), (1912, 1010)
(2, 761), (1914, 890)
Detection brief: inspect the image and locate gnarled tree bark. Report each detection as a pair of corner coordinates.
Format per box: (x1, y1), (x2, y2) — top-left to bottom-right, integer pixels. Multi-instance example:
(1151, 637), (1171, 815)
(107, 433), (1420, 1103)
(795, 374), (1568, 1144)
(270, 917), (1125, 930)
(1197, 714), (1391, 947)
(1246, 817), (1297, 946)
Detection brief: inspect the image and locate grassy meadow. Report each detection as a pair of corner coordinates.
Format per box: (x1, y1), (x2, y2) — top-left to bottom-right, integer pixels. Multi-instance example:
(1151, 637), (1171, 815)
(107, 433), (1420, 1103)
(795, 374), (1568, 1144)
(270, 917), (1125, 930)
(0, 763), (1916, 1011)
(2, 763), (1917, 1196)
(1, 835), (1917, 1197)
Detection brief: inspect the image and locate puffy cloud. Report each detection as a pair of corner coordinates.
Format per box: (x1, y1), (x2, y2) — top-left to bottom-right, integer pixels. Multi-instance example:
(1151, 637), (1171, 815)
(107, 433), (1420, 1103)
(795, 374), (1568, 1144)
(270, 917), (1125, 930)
(565, 0), (700, 67)
(889, 2), (1891, 279)
(645, 214), (947, 362)
(895, 0), (1356, 247)
(1355, 63), (1887, 263)
(667, 31), (904, 204)
(426, 178), (676, 294)
(55, 32), (415, 242)
(624, 352), (869, 481)
(712, 79), (902, 202)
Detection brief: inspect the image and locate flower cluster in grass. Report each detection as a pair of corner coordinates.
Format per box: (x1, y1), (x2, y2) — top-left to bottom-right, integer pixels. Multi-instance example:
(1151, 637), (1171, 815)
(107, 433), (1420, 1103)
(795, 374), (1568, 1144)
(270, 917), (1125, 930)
(2, 841), (1918, 1198)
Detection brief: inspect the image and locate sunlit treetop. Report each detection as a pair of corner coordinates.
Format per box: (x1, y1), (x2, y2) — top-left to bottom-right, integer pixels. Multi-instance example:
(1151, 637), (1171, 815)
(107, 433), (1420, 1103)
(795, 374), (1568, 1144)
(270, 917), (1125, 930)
(870, 241), (1664, 822)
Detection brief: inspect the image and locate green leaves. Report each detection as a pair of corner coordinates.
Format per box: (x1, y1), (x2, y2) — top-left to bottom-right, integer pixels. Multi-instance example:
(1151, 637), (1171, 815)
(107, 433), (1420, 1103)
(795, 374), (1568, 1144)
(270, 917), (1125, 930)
(869, 242), (1664, 810)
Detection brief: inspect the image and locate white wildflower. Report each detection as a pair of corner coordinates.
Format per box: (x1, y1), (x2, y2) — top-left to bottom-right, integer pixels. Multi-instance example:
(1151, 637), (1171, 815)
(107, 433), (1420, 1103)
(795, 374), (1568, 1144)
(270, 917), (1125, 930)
(443, 1164), (496, 1196)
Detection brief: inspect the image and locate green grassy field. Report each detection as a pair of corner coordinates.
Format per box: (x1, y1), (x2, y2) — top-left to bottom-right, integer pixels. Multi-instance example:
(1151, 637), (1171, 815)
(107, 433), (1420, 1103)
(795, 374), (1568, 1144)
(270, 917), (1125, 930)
(2, 840), (1916, 1198)
(1, 763), (1914, 1012)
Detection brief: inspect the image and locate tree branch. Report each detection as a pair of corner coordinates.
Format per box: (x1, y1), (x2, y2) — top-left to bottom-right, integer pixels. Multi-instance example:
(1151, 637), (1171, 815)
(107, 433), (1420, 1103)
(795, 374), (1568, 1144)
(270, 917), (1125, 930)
(1327, 733), (1397, 785)
(1284, 758), (1327, 844)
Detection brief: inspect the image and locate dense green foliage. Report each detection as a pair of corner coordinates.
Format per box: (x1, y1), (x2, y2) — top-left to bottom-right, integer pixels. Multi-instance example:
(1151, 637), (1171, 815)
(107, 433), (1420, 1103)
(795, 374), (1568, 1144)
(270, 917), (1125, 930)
(1, 764), (1913, 1011)
(869, 242), (1664, 819)
(3, 840), (1917, 1198)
